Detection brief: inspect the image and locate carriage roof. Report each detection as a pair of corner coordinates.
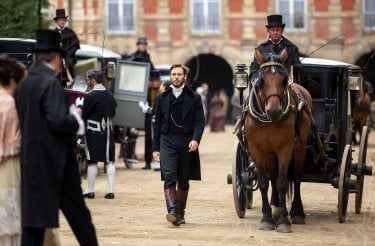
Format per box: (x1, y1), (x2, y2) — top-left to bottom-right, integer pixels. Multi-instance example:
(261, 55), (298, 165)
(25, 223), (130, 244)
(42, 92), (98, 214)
(300, 57), (361, 70)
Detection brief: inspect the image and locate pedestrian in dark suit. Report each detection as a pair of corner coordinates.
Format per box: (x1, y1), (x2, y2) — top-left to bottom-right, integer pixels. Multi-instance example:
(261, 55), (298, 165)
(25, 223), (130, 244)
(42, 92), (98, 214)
(54, 8), (80, 87)
(249, 14), (301, 84)
(15, 29), (97, 246)
(152, 64), (205, 226)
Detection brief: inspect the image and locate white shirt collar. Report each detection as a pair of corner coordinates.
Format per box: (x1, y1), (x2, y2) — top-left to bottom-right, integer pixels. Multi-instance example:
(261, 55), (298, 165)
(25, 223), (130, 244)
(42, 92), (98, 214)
(171, 84), (184, 98)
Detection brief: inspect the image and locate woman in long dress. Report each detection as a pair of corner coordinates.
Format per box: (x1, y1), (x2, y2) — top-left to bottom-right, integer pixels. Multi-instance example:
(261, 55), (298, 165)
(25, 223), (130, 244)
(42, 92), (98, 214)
(0, 55), (27, 246)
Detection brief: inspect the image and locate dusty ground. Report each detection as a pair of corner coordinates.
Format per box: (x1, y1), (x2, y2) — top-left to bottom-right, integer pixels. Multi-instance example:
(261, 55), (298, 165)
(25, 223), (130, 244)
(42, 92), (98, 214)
(58, 125), (375, 246)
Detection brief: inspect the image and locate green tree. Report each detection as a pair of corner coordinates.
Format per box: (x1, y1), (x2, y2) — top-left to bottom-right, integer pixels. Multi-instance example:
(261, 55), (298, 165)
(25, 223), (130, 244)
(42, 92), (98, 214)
(0, 0), (49, 38)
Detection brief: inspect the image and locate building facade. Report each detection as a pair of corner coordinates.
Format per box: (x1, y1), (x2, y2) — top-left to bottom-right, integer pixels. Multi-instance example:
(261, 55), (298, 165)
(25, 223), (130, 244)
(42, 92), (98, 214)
(48, 0), (375, 93)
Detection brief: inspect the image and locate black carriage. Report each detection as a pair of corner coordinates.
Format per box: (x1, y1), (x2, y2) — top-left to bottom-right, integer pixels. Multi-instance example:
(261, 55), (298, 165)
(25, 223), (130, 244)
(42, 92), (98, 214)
(227, 57), (373, 222)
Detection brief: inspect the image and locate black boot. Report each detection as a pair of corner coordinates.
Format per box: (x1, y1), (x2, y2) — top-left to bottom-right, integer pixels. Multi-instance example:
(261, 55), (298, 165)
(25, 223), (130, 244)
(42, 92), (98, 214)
(176, 188), (189, 224)
(164, 188), (180, 226)
(142, 163), (151, 170)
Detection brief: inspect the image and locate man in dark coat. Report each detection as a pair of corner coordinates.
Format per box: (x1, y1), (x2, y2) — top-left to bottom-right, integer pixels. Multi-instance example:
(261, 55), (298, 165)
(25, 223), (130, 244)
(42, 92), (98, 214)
(15, 29), (97, 246)
(81, 69), (117, 199)
(127, 37), (155, 72)
(54, 8), (80, 87)
(152, 64), (205, 226)
(249, 14), (301, 83)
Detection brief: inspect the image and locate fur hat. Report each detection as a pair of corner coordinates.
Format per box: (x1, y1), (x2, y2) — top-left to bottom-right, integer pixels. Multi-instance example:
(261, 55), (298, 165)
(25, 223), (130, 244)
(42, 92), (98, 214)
(54, 9), (68, 20)
(266, 14), (285, 28)
(31, 29), (66, 56)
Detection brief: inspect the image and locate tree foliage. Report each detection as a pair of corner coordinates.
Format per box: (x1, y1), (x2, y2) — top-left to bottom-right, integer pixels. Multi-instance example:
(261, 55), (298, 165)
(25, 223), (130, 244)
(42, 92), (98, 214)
(0, 0), (50, 38)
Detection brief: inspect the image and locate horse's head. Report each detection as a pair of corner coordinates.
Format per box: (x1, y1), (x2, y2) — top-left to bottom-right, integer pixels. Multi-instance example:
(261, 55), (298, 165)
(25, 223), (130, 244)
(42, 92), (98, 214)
(255, 48), (288, 121)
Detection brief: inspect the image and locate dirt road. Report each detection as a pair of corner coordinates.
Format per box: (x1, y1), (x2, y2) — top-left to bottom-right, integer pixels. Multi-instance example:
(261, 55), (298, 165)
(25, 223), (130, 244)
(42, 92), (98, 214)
(58, 126), (375, 246)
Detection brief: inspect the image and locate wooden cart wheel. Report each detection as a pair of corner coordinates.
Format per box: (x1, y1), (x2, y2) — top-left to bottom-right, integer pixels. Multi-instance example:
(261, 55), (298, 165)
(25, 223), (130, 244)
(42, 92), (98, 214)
(355, 126), (369, 214)
(338, 144), (352, 223)
(232, 140), (250, 218)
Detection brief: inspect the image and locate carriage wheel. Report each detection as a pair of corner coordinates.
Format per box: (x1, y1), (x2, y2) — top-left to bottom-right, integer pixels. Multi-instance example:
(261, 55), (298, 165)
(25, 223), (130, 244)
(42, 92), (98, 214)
(232, 140), (251, 218)
(355, 126), (369, 214)
(338, 144), (352, 223)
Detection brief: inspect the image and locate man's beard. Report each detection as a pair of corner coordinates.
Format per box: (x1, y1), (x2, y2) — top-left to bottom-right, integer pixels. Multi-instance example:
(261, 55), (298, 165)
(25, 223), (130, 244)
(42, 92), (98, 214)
(172, 79), (185, 88)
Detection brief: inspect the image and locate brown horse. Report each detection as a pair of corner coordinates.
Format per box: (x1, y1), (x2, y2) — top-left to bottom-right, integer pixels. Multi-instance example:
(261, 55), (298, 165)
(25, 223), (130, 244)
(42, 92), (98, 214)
(245, 49), (312, 232)
(353, 89), (371, 143)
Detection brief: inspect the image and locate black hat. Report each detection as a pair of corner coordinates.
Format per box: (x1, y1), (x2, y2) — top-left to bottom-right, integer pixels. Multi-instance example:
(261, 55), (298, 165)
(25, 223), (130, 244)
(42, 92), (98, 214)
(149, 70), (160, 81)
(136, 37), (148, 45)
(54, 9), (68, 20)
(31, 29), (66, 56)
(87, 69), (104, 83)
(266, 14), (285, 28)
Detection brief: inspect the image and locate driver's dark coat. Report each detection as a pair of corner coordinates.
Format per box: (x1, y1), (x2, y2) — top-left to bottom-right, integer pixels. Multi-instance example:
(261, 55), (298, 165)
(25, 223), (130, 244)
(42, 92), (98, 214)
(249, 36), (300, 81)
(15, 62), (78, 227)
(152, 86), (205, 180)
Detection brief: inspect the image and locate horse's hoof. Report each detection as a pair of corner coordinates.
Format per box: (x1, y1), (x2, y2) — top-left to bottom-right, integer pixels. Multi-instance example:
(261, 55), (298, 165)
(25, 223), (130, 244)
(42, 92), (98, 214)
(276, 224), (292, 233)
(259, 221), (275, 231)
(291, 216), (305, 224)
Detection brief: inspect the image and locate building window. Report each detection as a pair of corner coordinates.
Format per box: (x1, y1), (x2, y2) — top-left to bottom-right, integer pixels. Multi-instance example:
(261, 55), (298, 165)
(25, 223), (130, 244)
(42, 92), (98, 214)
(107, 0), (136, 34)
(365, 0), (375, 30)
(277, 0), (306, 31)
(191, 0), (221, 34)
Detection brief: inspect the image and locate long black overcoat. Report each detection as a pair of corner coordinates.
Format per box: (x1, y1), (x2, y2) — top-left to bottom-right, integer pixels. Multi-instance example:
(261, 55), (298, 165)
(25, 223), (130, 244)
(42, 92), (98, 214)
(152, 86), (205, 180)
(15, 62), (79, 227)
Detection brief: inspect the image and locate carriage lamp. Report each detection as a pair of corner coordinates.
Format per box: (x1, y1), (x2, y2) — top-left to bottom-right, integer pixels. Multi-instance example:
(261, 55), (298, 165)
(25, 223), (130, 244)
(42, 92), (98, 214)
(348, 74), (362, 91)
(106, 61), (116, 79)
(233, 64), (249, 106)
(348, 66), (362, 91)
(233, 64), (249, 89)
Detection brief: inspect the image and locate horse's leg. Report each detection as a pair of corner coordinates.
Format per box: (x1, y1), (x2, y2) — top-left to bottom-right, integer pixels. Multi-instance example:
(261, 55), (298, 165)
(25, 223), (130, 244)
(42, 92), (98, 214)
(290, 181), (305, 224)
(270, 181), (280, 222)
(275, 167), (292, 233)
(269, 154), (279, 221)
(258, 169), (275, 230)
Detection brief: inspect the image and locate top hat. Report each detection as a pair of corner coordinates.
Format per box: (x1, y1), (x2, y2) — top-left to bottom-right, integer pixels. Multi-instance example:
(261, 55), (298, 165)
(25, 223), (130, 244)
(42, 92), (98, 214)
(31, 29), (66, 56)
(54, 9), (68, 20)
(149, 70), (160, 81)
(136, 37), (148, 45)
(266, 14), (285, 28)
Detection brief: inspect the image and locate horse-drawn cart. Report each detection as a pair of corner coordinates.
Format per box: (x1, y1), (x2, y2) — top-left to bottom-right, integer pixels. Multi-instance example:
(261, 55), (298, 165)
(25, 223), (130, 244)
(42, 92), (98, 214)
(227, 57), (373, 228)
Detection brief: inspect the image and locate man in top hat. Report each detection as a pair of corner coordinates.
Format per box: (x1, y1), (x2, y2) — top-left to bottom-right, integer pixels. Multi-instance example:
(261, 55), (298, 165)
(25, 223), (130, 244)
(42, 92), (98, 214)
(127, 37), (155, 72)
(15, 29), (98, 245)
(54, 8), (80, 87)
(249, 14), (301, 84)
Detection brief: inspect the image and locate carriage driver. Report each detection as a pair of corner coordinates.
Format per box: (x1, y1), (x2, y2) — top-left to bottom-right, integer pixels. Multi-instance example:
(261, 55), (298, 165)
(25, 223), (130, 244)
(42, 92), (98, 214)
(80, 69), (118, 199)
(249, 14), (301, 86)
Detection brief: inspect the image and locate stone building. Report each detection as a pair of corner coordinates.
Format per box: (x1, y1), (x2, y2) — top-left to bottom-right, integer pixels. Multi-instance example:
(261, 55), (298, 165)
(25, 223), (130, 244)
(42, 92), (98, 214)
(48, 0), (375, 95)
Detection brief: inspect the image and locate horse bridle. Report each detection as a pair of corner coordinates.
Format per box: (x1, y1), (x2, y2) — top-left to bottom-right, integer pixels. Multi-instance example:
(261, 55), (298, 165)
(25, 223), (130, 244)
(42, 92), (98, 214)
(257, 61), (288, 104)
(248, 61), (292, 122)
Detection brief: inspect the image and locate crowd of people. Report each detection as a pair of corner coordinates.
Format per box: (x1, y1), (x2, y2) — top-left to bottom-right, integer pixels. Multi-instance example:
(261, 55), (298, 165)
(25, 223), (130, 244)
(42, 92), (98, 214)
(0, 9), (317, 244)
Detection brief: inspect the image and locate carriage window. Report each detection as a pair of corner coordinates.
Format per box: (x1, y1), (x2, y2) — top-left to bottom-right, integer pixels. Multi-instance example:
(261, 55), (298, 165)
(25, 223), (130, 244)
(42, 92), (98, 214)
(364, 0), (375, 30)
(277, 0), (307, 32)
